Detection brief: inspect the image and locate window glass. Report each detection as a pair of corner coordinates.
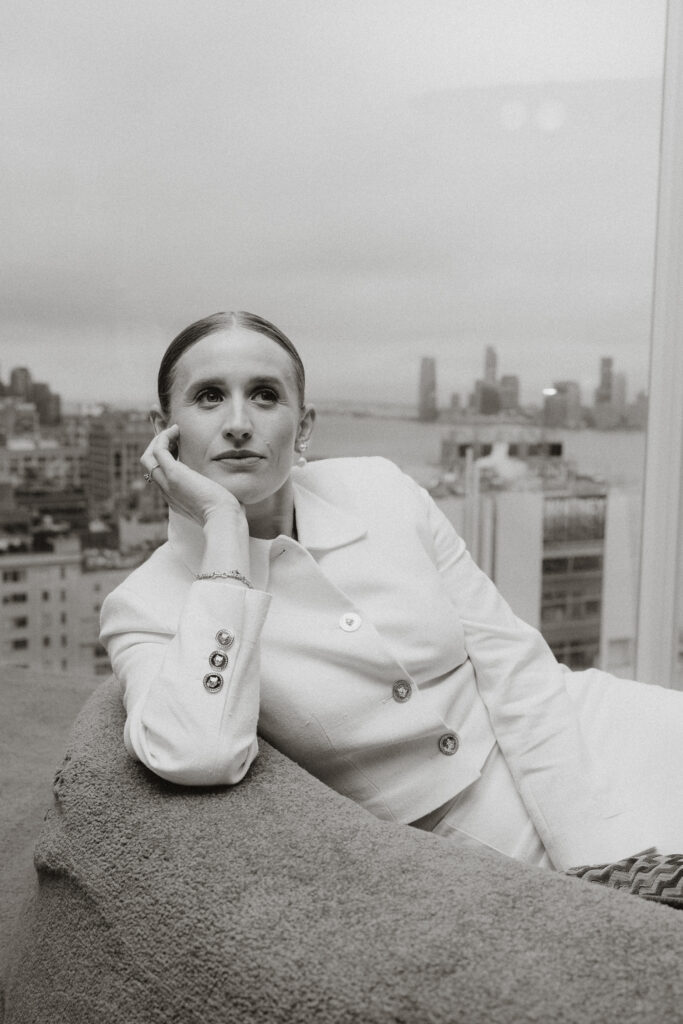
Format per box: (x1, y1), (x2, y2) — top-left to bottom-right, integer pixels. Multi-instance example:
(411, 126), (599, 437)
(303, 4), (666, 679)
(2, 2), (667, 682)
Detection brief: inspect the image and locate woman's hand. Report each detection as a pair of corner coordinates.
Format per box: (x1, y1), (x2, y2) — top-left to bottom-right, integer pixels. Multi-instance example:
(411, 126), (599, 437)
(140, 425), (245, 528)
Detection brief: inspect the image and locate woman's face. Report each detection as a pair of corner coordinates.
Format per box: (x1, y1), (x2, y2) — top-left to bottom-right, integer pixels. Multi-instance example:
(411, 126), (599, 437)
(160, 328), (314, 506)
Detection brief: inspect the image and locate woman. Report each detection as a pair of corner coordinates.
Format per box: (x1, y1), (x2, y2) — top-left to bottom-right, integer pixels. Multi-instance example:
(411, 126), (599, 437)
(100, 311), (677, 875)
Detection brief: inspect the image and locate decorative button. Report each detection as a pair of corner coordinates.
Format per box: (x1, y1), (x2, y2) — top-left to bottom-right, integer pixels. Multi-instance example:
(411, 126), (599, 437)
(339, 612), (361, 632)
(392, 680), (412, 703)
(215, 629), (235, 648)
(438, 732), (459, 756)
(209, 651), (228, 670)
(203, 673), (224, 693)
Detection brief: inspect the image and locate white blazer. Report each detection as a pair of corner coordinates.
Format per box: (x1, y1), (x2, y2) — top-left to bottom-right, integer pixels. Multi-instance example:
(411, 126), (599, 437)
(101, 456), (660, 871)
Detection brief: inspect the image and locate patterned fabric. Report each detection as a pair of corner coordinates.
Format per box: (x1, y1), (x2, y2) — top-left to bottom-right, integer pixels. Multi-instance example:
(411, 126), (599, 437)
(567, 849), (683, 909)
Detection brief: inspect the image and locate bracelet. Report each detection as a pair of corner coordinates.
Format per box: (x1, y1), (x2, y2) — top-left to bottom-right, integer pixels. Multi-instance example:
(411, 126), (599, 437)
(194, 570), (254, 589)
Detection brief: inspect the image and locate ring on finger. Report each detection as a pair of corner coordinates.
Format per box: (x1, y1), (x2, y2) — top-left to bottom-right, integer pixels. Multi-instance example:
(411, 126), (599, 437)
(143, 464), (160, 484)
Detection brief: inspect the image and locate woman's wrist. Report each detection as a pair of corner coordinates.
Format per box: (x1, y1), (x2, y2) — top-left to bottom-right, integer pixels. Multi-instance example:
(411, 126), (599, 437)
(200, 513), (251, 581)
(202, 499), (247, 529)
(195, 569), (254, 588)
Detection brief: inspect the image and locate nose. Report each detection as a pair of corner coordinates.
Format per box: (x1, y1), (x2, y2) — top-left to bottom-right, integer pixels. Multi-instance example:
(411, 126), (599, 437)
(221, 397), (254, 441)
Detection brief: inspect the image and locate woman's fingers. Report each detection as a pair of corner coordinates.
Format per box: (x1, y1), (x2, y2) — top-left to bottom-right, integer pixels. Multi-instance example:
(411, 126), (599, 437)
(140, 423), (244, 525)
(141, 426), (176, 475)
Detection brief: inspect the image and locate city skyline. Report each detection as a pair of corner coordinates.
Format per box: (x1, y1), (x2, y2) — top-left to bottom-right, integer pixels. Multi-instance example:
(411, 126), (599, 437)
(1, 2), (666, 408)
(1, 343), (647, 425)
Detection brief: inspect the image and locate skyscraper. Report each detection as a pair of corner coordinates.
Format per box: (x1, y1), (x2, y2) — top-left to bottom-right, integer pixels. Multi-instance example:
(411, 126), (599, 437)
(418, 357), (438, 421)
(594, 357), (613, 407)
(499, 375), (520, 412)
(593, 357), (624, 429)
(9, 367), (32, 400)
(543, 381), (582, 428)
(612, 373), (627, 421)
(484, 346), (498, 387)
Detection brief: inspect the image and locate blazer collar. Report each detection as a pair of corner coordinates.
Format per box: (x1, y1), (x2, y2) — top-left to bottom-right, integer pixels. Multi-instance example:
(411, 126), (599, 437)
(167, 476), (367, 575)
(291, 478), (367, 552)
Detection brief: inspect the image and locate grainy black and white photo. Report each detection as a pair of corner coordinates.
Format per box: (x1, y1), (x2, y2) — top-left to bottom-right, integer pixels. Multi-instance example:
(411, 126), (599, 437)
(2, 2), (683, 1022)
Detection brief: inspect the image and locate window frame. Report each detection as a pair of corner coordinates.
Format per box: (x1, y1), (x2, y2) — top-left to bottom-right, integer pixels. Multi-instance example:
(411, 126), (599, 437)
(636, 0), (683, 688)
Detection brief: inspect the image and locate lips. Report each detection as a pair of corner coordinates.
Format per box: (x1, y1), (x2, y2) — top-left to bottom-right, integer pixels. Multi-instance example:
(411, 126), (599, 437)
(213, 449), (264, 461)
(212, 450), (265, 467)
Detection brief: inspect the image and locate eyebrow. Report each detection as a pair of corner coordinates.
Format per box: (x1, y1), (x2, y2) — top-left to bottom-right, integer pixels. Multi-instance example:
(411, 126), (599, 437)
(184, 374), (288, 394)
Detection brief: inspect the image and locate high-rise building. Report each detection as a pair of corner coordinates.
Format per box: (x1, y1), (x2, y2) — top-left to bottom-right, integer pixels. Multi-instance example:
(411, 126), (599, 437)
(612, 373), (627, 421)
(87, 411), (164, 514)
(9, 367), (32, 400)
(625, 390), (648, 430)
(0, 437), (86, 488)
(0, 537), (140, 677)
(543, 381), (582, 428)
(0, 399), (40, 438)
(471, 380), (500, 416)
(484, 346), (498, 387)
(431, 436), (624, 673)
(31, 383), (61, 426)
(418, 357), (438, 421)
(593, 357), (626, 429)
(498, 375), (520, 412)
(594, 357), (613, 407)
(538, 493), (605, 669)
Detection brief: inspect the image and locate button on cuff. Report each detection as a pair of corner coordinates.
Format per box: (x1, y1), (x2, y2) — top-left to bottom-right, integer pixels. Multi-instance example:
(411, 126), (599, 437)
(203, 673), (224, 693)
(215, 629), (235, 648)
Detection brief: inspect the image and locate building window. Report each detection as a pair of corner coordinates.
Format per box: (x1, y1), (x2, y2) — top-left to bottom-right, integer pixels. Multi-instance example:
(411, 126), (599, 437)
(60, 612), (67, 625)
(549, 637), (600, 670)
(43, 636), (51, 647)
(60, 566), (66, 580)
(2, 593), (27, 605)
(61, 635), (68, 647)
(42, 591), (50, 602)
(61, 659), (68, 671)
(542, 557), (569, 575)
(572, 555), (603, 573)
(3, 570), (26, 583)
(60, 590), (67, 601)
(12, 616), (28, 629)
(11, 638), (28, 650)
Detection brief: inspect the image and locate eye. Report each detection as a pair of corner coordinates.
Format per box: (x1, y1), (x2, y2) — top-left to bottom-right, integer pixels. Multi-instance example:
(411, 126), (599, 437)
(252, 386), (279, 405)
(196, 387), (223, 406)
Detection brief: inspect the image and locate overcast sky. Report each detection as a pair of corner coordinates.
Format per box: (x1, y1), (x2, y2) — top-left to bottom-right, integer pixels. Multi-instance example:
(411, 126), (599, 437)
(1, 0), (668, 409)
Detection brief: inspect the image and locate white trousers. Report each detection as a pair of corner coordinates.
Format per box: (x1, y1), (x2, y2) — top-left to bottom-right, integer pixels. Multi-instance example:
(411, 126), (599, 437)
(419, 742), (553, 870)
(419, 668), (683, 871)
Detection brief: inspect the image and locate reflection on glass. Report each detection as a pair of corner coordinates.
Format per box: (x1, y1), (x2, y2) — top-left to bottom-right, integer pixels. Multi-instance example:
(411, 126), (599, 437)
(309, 4), (667, 680)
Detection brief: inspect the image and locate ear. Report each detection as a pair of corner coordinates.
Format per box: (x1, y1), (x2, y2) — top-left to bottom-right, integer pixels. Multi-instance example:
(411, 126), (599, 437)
(149, 405), (167, 437)
(296, 405), (316, 448)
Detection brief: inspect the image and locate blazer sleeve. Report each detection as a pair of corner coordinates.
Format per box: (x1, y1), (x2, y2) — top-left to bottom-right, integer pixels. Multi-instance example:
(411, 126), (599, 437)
(100, 576), (271, 786)
(410, 475), (638, 871)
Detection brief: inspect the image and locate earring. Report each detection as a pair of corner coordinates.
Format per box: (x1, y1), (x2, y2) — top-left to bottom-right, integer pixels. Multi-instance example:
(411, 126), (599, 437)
(296, 441), (308, 468)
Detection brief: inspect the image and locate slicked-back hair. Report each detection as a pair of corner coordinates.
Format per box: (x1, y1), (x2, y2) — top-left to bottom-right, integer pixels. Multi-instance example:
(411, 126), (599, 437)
(157, 311), (306, 414)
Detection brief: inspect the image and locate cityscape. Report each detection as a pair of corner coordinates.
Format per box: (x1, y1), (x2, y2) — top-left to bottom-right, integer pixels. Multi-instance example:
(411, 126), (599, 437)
(417, 346), (648, 430)
(0, 350), (651, 683)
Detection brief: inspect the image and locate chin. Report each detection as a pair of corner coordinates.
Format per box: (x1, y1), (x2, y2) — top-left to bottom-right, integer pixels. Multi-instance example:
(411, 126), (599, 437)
(208, 473), (271, 507)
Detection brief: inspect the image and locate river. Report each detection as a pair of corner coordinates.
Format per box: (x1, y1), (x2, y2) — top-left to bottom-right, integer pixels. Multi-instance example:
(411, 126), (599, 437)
(312, 412), (646, 492)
